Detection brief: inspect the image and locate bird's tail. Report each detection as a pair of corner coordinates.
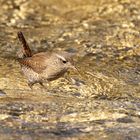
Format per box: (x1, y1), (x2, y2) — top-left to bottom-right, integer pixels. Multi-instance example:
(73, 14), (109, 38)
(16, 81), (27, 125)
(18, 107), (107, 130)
(17, 31), (32, 58)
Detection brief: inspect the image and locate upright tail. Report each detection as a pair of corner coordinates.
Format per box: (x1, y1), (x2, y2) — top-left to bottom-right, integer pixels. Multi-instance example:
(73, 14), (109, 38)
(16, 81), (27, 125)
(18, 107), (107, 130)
(17, 31), (32, 58)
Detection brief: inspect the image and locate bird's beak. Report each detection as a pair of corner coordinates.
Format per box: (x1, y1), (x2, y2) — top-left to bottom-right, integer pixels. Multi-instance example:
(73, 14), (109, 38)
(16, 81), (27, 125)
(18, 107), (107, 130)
(68, 62), (77, 71)
(71, 65), (78, 71)
(70, 64), (81, 74)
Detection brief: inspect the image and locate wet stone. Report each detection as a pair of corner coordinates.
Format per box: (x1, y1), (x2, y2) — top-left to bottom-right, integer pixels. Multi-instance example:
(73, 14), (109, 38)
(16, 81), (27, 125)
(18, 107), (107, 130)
(0, 0), (140, 140)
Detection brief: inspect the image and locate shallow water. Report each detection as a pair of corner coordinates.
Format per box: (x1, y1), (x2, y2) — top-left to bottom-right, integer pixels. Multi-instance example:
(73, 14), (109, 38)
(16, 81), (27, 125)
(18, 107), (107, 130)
(0, 0), (140, 139)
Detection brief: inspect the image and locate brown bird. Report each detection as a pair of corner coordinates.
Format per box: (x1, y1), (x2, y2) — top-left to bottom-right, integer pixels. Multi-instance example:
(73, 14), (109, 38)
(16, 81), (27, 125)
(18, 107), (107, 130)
(17, 31), (76, 88)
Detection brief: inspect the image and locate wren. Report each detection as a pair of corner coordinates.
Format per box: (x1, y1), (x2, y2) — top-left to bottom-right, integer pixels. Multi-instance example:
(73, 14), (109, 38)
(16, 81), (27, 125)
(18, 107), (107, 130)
(17, 31), (76, 88)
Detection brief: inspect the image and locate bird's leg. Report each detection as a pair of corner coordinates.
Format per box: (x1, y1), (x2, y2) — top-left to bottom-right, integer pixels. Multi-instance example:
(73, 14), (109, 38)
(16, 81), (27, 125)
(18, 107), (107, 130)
(39, 82), (46, 88)
(28, 82), (35, 89)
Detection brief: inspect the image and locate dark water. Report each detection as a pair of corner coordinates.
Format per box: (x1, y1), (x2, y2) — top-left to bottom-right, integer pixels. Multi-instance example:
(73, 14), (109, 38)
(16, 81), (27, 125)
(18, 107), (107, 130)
(0, 0), (140, 139)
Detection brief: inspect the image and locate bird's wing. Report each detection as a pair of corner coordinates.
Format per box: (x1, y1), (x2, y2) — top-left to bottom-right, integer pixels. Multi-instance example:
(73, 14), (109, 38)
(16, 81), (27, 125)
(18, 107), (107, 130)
(18, 52), (51, 73)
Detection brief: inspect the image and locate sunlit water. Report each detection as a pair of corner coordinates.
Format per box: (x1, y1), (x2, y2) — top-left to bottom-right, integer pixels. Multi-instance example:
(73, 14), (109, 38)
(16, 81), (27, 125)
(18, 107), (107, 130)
(0, 0), (140, 139)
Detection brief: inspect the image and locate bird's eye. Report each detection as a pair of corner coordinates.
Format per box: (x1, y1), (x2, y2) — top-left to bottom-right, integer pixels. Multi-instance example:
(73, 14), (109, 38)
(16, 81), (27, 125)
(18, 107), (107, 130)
(62, 60), (67, 64)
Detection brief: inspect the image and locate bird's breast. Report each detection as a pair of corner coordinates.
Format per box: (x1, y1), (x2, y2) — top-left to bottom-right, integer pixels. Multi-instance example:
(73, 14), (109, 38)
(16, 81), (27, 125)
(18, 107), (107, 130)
(40, 68), (67, 81)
